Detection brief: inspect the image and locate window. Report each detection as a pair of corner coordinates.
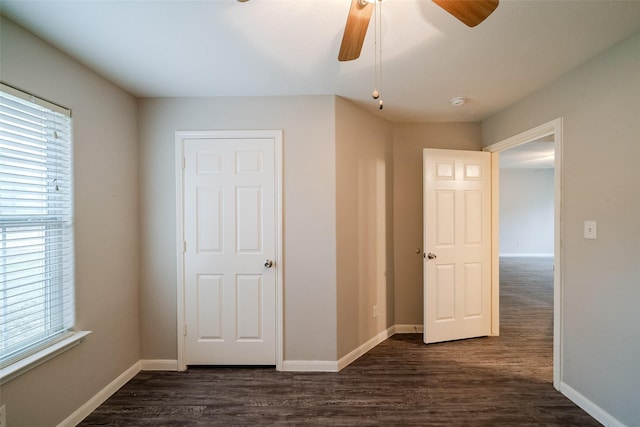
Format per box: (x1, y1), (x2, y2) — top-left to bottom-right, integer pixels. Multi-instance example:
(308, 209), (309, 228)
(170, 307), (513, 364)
(0, 83), (75, 375)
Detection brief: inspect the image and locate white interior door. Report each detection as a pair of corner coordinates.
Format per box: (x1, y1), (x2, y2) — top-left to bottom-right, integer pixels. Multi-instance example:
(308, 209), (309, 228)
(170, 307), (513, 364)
(423, 148), (492, 344)
(181, 133), (277, 365)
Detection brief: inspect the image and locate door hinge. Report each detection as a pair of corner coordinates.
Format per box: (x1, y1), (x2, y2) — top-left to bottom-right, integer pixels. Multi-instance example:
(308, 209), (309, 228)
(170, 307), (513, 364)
(183, 324), (188, 336)
(183, 241), (187, 253)
(182, 156), (186, 169)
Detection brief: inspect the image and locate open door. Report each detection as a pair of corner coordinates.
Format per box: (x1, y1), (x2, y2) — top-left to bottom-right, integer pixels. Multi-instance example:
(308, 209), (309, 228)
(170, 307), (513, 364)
(423, 148), (492, 344)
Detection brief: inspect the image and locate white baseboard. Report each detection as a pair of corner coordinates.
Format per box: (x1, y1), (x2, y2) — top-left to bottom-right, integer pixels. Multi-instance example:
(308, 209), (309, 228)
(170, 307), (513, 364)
(394, 324), (423, 333)
(559, 382), (625, 427)
(57, 361), (141, 427)
(140, 359), (178, 371)
(337, 326), (395, 371)
(499, 253), (554, 257)
(281, 360), (339, 372)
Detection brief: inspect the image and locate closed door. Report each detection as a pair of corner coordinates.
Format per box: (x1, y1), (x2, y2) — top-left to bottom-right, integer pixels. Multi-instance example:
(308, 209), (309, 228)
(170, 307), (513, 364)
(423, 148), (492, 344)
(182, 134), (277, 365)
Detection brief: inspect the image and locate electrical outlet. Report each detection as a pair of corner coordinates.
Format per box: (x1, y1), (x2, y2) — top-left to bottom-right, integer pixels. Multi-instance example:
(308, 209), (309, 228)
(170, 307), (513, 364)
(373, 305), (378, 318)
(0, 404), (6, 427)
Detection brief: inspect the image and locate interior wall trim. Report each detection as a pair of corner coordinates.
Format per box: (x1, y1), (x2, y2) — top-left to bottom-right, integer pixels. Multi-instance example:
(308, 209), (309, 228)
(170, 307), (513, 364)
(57, 361), (141, 427)
(559, 382), (625, 427)
(394, 324), (424, 333)
(281, 360), (340, 372)
(140, 359), (179, 371)
(336, 326), (395, 371)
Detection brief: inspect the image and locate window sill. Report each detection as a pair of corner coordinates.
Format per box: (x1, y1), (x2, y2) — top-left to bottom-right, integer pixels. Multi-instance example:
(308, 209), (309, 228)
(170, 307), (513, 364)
(0, 330), (91, 385)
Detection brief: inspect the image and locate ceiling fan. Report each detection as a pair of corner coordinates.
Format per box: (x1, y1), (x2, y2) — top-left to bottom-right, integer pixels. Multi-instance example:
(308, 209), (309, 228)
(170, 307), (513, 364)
(338, 0), (499, 61)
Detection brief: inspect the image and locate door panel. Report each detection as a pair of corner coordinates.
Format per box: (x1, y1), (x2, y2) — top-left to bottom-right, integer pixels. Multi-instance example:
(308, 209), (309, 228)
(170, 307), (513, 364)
(183, 137), (276, 365)
(236, 274), (262, 340)
(197, 187), (223, 252)
(436, 191), (455, 245)
(424, 148), (491, 344)
(197, 274), (223, 340)
(463, 263), (483, 318)
(435, 264), (455, 321)
(236, 187), (262, 253)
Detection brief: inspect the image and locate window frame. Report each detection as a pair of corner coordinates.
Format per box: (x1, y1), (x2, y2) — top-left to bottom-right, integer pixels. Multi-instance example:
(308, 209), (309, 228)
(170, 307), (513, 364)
(0, 82), (89, 384)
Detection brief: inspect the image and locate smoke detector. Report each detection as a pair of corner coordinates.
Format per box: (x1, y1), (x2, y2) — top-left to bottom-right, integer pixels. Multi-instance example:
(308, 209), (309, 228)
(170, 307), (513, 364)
(450, 96), (468, 107)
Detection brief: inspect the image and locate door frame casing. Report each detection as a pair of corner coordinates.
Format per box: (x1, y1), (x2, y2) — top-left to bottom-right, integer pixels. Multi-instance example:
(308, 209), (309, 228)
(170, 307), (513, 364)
(175, 130), (284, 371)
(483, 117), (563, 390)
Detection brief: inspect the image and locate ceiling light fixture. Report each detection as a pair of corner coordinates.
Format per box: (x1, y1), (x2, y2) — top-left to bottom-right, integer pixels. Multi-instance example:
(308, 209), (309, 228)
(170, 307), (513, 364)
(450, 96), (468, 107)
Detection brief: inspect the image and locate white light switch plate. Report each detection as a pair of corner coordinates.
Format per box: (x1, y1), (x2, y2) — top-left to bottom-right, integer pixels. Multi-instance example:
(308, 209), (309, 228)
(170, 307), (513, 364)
(584, 220), (597, 239)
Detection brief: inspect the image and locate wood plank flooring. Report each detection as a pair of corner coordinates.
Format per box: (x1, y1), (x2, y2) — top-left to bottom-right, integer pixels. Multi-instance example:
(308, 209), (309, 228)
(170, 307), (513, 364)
(80, 257), (599, 426)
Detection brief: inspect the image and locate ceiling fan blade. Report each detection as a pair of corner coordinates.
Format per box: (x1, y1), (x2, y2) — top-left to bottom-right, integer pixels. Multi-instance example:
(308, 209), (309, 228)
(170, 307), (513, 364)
(338, 0), (374, 62)
(432, 0), (499, 27)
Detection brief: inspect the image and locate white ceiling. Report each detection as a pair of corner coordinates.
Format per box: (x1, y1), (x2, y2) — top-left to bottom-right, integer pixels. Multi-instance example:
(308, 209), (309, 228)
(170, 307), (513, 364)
(2, 0), (640, 123)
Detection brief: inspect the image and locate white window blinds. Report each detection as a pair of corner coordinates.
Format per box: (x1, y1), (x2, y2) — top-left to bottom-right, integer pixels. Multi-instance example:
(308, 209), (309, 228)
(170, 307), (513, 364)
(0, 83), (74, 369)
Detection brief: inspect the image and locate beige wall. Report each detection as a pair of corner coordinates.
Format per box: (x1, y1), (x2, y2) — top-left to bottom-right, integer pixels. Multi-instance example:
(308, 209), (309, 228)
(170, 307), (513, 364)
(138, 96), (338, 362)
(483, 31), (640, 425)
(0, 17), (140, 427)
(335, 97), (394, 358)
(499, 168), (554, 256)
(392, 123), (483, 326)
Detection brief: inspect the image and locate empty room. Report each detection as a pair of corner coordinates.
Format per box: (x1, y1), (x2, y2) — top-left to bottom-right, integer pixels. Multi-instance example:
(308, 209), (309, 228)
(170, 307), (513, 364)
(1, 1), (639, 426)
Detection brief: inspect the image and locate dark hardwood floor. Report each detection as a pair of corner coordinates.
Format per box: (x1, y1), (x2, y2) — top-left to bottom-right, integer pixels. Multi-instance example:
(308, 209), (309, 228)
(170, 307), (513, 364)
(81, 257), (599, 426)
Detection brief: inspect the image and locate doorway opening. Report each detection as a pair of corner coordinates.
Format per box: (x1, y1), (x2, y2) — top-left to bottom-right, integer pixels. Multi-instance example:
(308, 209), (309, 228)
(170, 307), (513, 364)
(484, 117), (563, 389)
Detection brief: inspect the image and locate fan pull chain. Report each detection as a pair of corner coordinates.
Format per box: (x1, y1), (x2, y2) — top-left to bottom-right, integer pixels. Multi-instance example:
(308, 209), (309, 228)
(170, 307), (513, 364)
(371, 0), (384, 110)
(378, 0), (383, 109)
(372, 0), (379, 101)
